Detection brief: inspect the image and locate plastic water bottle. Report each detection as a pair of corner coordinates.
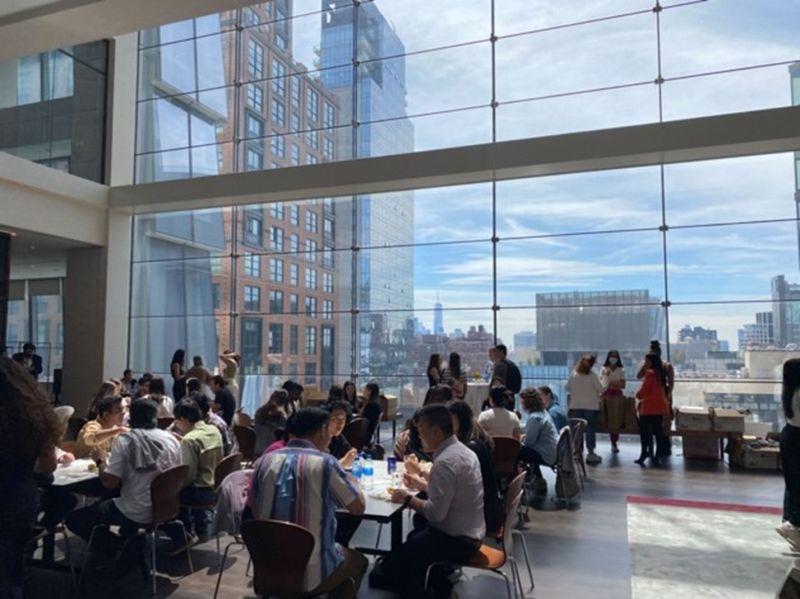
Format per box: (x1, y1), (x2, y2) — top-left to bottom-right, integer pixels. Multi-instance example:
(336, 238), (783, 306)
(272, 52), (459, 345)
(352, 454), (363, 481)
(363, 453), (374, 488)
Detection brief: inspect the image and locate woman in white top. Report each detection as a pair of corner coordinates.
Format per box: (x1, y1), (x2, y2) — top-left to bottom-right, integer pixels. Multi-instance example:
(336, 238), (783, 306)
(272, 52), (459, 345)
(565, 354), (604, 464)
(600, 349), (626, 454)
(777, 358), (800, 550)
(478, 386), (522, 439)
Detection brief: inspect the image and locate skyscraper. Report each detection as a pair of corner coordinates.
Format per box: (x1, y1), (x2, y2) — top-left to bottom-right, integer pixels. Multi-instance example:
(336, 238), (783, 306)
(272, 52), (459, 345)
(433, 301), (444, 335)
(772, 275), (800, 347)
(321, 2), (415, 379)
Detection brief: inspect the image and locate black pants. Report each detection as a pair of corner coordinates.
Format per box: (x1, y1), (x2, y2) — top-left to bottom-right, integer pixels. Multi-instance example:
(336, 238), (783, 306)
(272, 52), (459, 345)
(38, 486), (78, 530)
(335, 513), (361, 547)
(519, 445), (551, 477)
(638, 415), (663, 461)
(781, 425), (800, 527)
(163, 486), (216, 545)
(65, 499), (141, 551)
(372, 525), (481, 598)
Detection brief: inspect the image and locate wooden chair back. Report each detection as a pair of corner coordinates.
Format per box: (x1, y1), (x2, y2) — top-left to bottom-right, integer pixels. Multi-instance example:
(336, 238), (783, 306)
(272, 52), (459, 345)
(150, 465), (190, 526)
(242, 519), (315, 597)
(214, 452), (243, 489)
(492, 436), (521, 480)
(233, 425), (257, 461)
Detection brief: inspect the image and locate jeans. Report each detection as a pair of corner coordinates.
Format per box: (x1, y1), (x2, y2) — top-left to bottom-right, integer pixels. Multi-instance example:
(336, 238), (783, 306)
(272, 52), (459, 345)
(163, 486), (216, 545)
(569, 409), (599, 452)
(65, 499), (141, 551)
(781, 425), (800, 527)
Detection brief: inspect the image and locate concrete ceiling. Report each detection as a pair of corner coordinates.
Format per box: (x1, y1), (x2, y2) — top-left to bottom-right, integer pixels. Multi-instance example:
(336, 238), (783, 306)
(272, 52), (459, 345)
(1, 226), (93, 252)
(0, 0), (257, 62)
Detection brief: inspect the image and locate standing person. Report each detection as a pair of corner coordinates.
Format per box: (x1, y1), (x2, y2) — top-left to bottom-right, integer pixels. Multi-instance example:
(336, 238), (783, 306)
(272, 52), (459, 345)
(638, 340), (675, 458)
(777, 359), (800, 550)
(282, 380), (304, 414)
(600, 349), (626, 454)
(484, 347), (497, 382)
(492, 345), (522, 406)
(66, 399), (181, 568)
(373, 404), (485, 597)
(170, 349), (187, 406)
(634, 353), (670, 467)
(218, 350), (241, 402)
(0, 357), (60, 598)
(565, 354), (604, 465)
(249, 408), (368, 598)
(185, 355), (212, 388)
(12, 342), (43, 380)
(477, 386), (522, 439)
(426, 353), (443, 388)
(442, 352), (468, 400)
(360, 382), (382, 448)
(210, 375), (236, 426)
(253, 389), (291, 456)
(145, 376), (174, 417)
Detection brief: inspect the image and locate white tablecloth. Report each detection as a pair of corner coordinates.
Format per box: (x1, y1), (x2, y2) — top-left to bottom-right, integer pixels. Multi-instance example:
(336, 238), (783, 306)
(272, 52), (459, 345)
(464, 382), (490, 415)
(52, 459), (98, 486)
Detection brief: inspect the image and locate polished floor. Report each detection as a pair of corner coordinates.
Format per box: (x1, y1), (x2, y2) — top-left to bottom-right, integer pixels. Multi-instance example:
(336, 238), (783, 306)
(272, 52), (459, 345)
(29, 435), (789, 598)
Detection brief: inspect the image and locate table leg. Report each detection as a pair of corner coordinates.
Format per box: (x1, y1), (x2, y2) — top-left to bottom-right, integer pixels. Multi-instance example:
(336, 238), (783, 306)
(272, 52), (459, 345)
(390, 510), (403, 552)
(392, 419), (396, 442)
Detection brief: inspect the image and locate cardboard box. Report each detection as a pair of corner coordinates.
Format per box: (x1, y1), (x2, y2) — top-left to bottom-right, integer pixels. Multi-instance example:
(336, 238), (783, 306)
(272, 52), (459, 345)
(676, 406), (713, 431)
(682, 436), (720, 460)
(742, 446), (781, 471)
(712, 408), (745, 433)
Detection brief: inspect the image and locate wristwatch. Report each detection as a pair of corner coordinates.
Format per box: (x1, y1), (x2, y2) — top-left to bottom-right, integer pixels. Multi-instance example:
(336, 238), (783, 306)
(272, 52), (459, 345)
(402, 493), (413, 508)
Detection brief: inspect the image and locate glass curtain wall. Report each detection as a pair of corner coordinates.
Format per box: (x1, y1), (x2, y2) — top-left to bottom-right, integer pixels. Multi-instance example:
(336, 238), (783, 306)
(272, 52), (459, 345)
(132, 2), (800, 422)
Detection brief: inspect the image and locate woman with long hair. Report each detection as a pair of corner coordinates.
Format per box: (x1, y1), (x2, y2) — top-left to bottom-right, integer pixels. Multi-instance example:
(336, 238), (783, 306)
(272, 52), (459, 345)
(254, 389), (291, 456)
(442, 352), (468, 400)
(565, 354), (604, 465)
(170, 349), (187, 403)
(447, 400), (503, 534)
(342, 380), (360, 412)
(0, 357), (61, 597)
(146, 376), (174, 417)
(777, 358), (800, 550)
(360, 382), (382, 447)
(634, 353), (670, 466)
(426, 353), (442, 388)
(86, 379), (118, 420)
(600, 349), (626, 454)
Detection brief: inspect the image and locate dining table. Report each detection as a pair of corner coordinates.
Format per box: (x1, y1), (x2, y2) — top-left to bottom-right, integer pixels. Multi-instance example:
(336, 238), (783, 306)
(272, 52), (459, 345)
(348, 460), (409, 556)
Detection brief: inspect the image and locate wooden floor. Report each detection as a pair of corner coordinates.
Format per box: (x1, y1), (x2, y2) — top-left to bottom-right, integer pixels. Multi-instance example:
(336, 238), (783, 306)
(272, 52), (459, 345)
(28, 436), (788, 598)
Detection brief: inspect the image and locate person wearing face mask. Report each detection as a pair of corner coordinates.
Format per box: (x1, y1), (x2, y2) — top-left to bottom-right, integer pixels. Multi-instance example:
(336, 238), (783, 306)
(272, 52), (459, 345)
(600, 350), (626, 454)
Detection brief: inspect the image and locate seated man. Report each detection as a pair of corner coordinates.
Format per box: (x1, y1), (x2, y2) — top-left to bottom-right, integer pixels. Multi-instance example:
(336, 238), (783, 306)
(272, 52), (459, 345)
(210, 375), (237, 427)
(74, 395), (127, 460)
(191, 391), (233, 456)
(477, 386), (522, 439)
(374, 404), (485, 598)
(249, 408), (367, 598)
(66, 400), (181, 567)
(166, 398), (223, 552)
(326, 401), (356, 464)
(519, 388), (559, 491)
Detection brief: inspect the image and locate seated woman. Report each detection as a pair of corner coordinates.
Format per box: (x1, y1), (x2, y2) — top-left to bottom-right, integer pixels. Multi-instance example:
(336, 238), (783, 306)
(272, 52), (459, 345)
(519, 388), (559, 491)
(394, 409), (431, 462)
(478, 386), (522, 439)
(360, 382), (382, 448)
(74, 395), (127, 460)
(539, 385), (568, 431)
(253, 390), (291, 456)
(447, 400), (504, 536)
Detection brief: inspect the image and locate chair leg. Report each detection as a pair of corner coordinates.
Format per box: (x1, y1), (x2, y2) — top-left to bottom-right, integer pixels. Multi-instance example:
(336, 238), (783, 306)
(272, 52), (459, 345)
(246, 556), (252, 577)
(150, 530), (157, 596)
(509, 560), (524, 599)
(375, 523), (383, 548)
(495, 568), (514, 599)
(512, 530), (534, 590)
(177, 521), (195, 573)
(214, 539), (241, 599)
(77, 524), (102, 589)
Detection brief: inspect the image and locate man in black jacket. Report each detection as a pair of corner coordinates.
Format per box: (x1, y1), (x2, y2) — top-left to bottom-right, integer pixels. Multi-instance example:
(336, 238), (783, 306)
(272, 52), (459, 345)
(13, 342), (43, 380)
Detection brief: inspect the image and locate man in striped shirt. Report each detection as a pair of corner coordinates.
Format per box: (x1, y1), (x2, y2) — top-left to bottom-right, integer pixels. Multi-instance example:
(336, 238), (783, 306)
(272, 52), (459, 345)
(250, 408), (367, 597)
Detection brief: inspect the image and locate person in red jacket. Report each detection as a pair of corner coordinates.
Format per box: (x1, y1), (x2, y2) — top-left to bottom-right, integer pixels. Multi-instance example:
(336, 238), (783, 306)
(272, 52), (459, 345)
(635, 353), (670, 467)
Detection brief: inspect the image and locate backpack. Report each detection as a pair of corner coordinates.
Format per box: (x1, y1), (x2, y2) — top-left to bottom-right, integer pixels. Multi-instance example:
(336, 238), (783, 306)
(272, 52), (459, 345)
(555, 428), (581, 500)
(504, 359), (522, 394)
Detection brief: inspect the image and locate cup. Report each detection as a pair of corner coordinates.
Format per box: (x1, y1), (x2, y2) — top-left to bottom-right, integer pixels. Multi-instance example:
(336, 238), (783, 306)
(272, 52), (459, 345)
(386, 456), (397, 474)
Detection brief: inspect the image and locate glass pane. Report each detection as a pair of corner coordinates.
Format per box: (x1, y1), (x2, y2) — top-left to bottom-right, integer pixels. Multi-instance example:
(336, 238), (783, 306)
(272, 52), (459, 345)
(132, 208), (231, 261)
(129, 315), (229, 378)
(660, 0), (800, 79)
(497, 231), (666, 308)
(667, 222), (800, 303)
(360, 0), (490, 58)
(135, 142), (234, 182)
(496, 82), (658, 141)
(496, 0), (654, 37)
(497, 166), (662, 237)
(496, 11), (657, 102)
(665, 153), (798, 226)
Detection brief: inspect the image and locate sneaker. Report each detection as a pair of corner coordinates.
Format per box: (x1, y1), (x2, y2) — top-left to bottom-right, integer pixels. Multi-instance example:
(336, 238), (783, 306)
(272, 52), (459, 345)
(611, 443), (620, 454)
(776, 522), (800, 551)
(166, 532), (199, 557)
(586, 452), (602, 465)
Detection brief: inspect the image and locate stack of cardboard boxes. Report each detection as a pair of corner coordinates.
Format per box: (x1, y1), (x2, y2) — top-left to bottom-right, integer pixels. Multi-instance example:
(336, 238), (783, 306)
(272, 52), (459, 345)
(674, 407), (746, 461)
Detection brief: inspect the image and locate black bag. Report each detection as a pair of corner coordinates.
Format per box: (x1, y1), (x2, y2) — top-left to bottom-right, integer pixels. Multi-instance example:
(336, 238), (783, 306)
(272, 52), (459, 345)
(504, 359), (522, 394)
